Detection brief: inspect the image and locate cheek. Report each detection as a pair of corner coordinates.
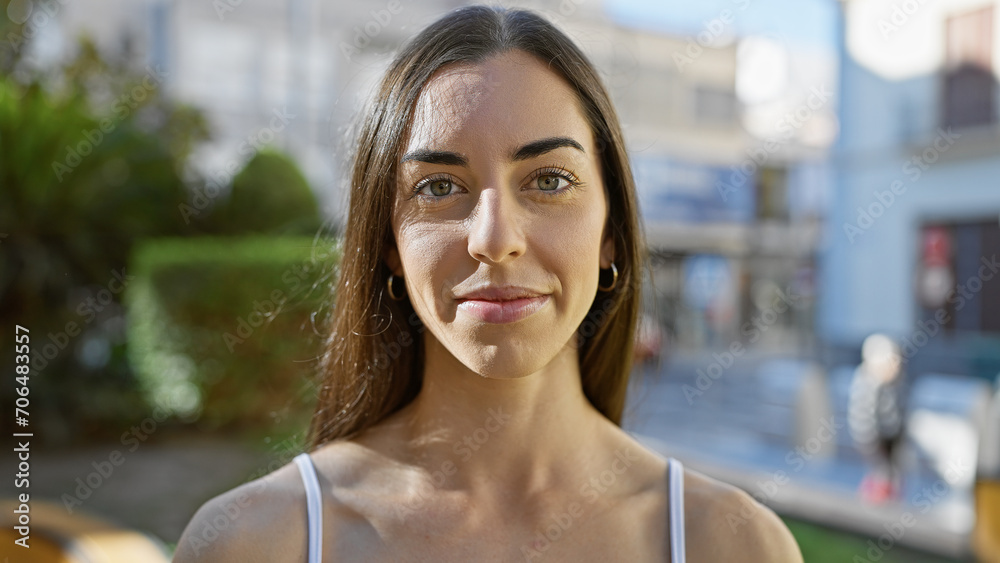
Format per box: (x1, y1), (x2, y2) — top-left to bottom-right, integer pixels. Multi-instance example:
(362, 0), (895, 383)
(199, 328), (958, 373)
(531, 201), (607, 290)
(396, 221), (465, 312)
(556, 195), (607, 255)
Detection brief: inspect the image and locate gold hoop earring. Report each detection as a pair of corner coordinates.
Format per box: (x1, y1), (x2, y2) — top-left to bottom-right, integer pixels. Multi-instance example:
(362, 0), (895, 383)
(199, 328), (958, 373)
(387, 274), (406, 301)
(598, 262), (618, 292)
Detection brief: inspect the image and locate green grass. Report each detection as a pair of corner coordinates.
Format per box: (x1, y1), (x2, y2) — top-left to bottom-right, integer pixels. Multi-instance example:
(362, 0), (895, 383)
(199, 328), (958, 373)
(783, 517), (966, 563)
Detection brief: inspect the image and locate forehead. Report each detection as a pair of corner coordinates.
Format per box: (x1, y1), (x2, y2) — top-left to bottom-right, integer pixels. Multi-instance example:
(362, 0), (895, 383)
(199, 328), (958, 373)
(404, 50), (594, 156)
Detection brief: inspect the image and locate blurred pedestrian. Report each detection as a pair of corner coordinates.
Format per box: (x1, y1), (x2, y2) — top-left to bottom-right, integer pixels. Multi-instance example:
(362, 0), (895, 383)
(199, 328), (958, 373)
(848, 333), (908, 503)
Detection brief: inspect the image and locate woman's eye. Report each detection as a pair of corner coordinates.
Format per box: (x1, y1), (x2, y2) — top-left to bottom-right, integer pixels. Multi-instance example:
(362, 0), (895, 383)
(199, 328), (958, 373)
(536, 174), (568, 191)
(423, 179), (453, 197)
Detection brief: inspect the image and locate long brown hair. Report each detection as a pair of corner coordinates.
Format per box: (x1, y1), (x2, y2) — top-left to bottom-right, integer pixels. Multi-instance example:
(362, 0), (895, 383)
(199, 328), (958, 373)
(307, 5), (647, 449)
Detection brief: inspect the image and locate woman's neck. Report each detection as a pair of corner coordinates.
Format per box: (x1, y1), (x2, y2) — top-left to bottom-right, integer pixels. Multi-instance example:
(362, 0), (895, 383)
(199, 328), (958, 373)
(370, 331), (615, 502)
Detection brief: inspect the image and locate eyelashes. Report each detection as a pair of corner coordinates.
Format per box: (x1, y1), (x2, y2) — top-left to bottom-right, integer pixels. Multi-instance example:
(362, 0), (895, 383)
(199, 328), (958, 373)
(530, 166), (585, 193)
(407, 165), (585, 201)
(409, 174), (455, 199)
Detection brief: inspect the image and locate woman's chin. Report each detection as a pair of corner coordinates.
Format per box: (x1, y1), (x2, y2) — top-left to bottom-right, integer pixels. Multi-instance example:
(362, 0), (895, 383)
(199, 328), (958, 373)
(451, 340), (579, 381)
(454, 350), (552, 380)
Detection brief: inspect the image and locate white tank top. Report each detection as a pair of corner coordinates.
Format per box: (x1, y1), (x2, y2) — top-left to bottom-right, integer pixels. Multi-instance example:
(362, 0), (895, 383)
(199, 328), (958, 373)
(293, 452), (686, 562)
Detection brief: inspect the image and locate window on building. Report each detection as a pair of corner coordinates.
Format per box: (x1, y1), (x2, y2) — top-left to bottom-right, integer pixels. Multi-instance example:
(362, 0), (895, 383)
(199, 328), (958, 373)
(917, 220), (1000, 334)
(693, 85), (737, 126)
(755, 166), (788, 221)
(942, 6), (995, 129)
(149, 2), (170, 76)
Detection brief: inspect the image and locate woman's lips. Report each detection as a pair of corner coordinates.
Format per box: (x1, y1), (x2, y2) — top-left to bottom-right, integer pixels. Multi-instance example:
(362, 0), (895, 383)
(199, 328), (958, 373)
(456, 295), (550, 324)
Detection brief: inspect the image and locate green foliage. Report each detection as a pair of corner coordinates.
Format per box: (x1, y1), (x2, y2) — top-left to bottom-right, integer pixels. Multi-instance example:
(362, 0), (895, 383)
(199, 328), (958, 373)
(0, 36), (209, 442)
(126, 236), (339, 432)
(215, 150), (322, 236)
(0, 27), (324, 443)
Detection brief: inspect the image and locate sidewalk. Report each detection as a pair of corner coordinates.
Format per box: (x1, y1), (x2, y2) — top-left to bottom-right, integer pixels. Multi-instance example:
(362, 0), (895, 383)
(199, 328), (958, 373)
(625, 351), (976, 560)
(0, 436), (277, 545)
(634, 434), (971, 559)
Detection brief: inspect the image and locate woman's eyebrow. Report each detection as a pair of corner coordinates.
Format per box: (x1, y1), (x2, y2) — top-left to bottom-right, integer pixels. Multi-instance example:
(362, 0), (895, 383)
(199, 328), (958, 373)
(511, 136), (585, 161)
(400, 149), (467, 166)
(399, 137), (585, 167)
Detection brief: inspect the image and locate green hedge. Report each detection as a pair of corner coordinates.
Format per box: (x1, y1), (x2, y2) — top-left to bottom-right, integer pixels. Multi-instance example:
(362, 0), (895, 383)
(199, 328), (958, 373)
(218, 150), (322, 235)
(125, 236), (339, 432)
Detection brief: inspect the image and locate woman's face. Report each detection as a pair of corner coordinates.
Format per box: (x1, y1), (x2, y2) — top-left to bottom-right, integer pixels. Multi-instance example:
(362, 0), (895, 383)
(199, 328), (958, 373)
(385, 50), (615, 379)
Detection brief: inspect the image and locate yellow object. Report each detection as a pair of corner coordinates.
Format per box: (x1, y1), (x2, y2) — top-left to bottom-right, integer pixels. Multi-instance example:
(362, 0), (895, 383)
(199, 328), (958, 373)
(0, 498), (170, 562)
(975, 480), (1000, 563)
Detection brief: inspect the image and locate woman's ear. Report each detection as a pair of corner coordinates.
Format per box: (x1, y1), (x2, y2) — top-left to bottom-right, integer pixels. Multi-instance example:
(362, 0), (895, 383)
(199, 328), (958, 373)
(384, 242), (403, 277)
(600, 231), (615, 269)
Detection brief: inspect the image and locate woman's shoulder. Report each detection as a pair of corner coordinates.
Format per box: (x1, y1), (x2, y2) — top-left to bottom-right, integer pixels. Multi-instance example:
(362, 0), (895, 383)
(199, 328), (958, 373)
(172, 452), (315, 563)
(680, 463), (804, 563)
(172, 440), (376, 562)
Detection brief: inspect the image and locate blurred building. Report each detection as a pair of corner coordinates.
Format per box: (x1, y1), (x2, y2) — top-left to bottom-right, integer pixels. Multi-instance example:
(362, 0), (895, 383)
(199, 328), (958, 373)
(571, 16), (833, 354)
(563, 11), (762, 353)
(823, 0), (1000, 380)
(38, 0), (834, 354)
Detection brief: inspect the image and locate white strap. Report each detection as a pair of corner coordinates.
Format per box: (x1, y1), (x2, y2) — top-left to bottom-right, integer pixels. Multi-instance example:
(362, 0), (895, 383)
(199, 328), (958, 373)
(668, 458), (686, 563)
(294, 452), (323, 563)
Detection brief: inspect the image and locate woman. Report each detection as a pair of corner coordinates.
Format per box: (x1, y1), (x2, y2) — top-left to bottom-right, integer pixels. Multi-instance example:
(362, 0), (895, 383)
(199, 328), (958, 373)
(174, 6), (802, 562)
(848, 333), (907, 503)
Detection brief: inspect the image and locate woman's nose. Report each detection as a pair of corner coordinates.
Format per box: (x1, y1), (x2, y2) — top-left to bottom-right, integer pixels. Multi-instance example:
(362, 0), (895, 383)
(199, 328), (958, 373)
(466, 186), (527, 265)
